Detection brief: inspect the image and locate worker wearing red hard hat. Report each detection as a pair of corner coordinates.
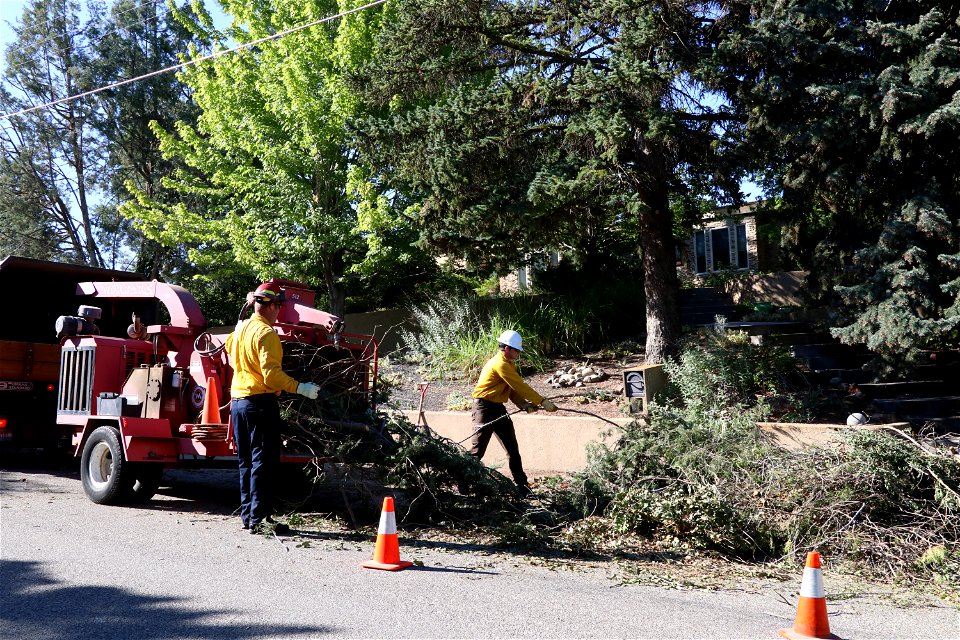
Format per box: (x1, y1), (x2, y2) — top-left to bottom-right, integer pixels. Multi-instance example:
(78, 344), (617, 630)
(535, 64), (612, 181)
(226, 281), (321, 535)
(470, 330), (557, 497)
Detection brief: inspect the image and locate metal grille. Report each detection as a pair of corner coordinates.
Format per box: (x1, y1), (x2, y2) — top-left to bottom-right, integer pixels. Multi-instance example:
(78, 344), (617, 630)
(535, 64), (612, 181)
(58, 346), (95, 415)
(124, 348), (149, 380)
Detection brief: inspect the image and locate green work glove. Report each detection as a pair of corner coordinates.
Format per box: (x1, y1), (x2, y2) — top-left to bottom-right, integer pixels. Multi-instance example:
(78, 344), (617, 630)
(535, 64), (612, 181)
(524, 403), (538, 414)
(541, 399), (558, 412)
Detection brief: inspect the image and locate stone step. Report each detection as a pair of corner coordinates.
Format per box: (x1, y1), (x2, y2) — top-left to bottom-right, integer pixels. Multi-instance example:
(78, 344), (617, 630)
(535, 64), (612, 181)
(681, 309), (739, 325)
(679, 286), (725, 299)
(722, 321), (808, 336)
(870, 396), (960, 420)
(750, 332), (833, 346)
(854, 380), (953, 400)
(816, 368), (876, 385)
(801, 352), (874, 371)
(907, 364), (960, 381)
(679, 287), (741, 325)
(901, 416), (960, 433)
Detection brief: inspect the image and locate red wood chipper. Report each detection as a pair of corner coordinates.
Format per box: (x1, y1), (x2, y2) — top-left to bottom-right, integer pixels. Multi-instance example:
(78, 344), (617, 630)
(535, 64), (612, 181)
(54, 279), (377, 504)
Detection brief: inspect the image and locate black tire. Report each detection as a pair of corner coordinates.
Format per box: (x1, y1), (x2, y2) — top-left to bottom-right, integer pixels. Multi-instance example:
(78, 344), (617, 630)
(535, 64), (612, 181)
(80, 426), (132, 505)
(125, 463), (164, 502)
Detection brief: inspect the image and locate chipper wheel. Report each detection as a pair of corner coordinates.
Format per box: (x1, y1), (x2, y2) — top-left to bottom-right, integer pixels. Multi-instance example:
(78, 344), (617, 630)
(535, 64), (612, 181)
(125, 463), (164, 502)
(80, 425), (132, 505)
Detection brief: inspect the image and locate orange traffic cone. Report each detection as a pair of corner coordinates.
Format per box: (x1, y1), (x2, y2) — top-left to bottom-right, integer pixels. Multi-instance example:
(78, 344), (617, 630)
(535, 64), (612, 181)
(362, 496), (413, 571)
(201, 376), (223, 425)
(779, 551), (839, 640)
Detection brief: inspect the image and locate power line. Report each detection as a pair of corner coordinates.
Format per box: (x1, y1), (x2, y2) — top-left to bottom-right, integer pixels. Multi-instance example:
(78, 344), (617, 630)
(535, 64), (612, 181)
(0, 0), (388, 121)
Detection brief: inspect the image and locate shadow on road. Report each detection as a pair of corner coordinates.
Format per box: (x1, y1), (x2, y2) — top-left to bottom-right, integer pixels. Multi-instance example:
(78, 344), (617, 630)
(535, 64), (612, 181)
(0, 560), (333, 639)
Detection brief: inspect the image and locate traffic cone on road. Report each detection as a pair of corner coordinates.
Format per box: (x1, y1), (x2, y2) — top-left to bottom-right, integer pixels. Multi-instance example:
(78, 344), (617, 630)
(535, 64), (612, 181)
(362, 496), (413, 571)
(779, 550), (839, 639)
(201, 376), (223, 425)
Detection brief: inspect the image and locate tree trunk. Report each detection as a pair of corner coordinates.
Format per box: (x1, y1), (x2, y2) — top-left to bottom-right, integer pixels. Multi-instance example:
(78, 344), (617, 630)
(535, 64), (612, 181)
(321, 251), (346, 319)
(638, 192), (681, 364)
(65, 103), (101, 268)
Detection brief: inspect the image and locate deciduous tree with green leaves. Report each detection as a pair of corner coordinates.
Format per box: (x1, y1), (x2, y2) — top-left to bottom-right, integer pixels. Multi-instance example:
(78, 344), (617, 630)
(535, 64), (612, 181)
(359, 0), (746, 363)
(123, 0), (394, 317)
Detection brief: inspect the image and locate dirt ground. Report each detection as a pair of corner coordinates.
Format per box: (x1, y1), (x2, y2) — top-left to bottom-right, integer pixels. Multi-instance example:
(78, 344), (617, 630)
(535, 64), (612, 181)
(377, 350), (647, 419)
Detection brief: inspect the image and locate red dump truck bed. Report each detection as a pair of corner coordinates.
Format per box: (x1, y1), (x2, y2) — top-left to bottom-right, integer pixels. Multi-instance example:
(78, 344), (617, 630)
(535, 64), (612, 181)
(0, 256), (143, 449)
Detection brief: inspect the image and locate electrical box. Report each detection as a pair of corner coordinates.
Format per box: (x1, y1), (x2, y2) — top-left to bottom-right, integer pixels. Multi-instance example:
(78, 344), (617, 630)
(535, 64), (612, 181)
(622, 364), (667, 414)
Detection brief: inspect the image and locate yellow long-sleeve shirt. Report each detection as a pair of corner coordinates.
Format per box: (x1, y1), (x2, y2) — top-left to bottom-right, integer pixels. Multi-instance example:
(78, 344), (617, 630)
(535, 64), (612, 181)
(226, 313), (300, 398)
(472, 350), (544, 409)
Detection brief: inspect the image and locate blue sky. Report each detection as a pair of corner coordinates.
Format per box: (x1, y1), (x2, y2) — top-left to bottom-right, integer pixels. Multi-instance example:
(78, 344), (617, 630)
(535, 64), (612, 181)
(0, 0), (230, 52)
(0, 1), (25, 50)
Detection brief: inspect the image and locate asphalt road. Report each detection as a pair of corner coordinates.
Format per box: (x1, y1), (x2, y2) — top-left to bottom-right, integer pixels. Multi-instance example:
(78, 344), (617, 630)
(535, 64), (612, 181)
(1, 460), (957, 640)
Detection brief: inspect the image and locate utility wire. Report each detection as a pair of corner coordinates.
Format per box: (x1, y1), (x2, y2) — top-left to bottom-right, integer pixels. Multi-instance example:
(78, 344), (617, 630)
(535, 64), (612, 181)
(0, 0), (388, 121)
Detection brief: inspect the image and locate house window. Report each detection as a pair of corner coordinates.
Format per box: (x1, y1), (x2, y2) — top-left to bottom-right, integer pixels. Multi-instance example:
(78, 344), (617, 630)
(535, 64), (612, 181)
(711, 227), (731, 269)
(694, 231), (707, 273)
(692, 221), (751, 274)
(735, 224), (748, 269)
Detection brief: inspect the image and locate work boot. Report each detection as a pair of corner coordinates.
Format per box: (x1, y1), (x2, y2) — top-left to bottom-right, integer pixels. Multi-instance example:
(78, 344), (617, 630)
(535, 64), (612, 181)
(250, 519), (291, 535)
(517, 484), (533, 498)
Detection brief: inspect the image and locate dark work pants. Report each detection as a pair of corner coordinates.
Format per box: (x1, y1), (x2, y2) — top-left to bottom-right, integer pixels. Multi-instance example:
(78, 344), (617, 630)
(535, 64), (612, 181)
(470, 398), (528, 488)
(232, 394), (282, 527)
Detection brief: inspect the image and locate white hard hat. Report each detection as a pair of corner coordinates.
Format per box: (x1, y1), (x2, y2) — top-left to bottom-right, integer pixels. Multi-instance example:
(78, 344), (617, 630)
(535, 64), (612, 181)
(497, 330), (523, 351)
(846, 412), (870, 426)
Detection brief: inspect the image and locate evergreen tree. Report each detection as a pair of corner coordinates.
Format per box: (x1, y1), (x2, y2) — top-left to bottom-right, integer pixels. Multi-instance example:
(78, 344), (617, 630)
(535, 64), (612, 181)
(0, 0), (105, 266)
(720, 1), (960, 364)
(0, 147), (58, 258)
(359, 0), (745, 363)
(89, 0), (207, 278)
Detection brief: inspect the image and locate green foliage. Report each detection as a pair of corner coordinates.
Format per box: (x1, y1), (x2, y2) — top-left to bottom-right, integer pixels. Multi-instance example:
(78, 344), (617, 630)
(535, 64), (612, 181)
(832, 196), (960, 365)
(399, 295), (483, 380)
(721, 2), (960, 355)
(399, 290), (615, 380)
(122, 0), (398, 316)
(445, 392), (472, 412)
(360, 0), (747, 362)
(569, 327), (960, 589)
(845, 429), (960, 514)
(662, 322), (796, 413)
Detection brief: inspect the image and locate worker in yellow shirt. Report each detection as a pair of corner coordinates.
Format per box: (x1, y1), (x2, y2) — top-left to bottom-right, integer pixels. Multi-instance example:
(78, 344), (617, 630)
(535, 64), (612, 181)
(470, 330), (557, 496)
(226, 282), (320, 534)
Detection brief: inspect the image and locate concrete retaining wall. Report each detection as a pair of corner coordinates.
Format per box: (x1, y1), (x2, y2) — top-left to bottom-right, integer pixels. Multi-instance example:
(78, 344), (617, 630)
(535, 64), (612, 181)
(404, 411), (891, 477)
(403, 410), (630, 477)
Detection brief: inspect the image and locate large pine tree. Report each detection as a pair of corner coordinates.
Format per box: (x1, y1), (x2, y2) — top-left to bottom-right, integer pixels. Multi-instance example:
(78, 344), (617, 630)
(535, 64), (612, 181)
(721, 1), (960, 366)
(360, 0), (746, 363)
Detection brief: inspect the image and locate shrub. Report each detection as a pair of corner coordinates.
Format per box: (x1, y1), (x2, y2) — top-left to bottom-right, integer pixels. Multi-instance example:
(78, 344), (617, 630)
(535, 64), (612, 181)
(571, 322), (960, 589)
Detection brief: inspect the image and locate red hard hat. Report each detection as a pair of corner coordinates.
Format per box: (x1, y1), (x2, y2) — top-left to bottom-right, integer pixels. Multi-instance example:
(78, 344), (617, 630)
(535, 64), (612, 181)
(252, 282), (285, 304)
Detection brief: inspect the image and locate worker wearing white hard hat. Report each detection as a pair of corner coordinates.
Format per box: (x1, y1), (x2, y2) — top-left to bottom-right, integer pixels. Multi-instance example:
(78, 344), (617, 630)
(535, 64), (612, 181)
(470, 330), (557, 496)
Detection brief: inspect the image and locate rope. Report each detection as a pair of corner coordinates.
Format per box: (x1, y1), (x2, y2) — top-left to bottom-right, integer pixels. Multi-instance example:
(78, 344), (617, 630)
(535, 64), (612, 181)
(451, 403), (625, 444)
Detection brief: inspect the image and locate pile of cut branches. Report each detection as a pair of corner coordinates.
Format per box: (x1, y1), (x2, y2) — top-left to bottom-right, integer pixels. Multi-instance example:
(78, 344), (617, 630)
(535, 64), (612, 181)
(277, 341), (525, 526)
(570, 327), (960, 591)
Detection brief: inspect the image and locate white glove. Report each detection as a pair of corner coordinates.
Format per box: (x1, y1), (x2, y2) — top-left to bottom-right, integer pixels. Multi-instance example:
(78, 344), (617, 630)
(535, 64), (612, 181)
(297, 382), (320, 400)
